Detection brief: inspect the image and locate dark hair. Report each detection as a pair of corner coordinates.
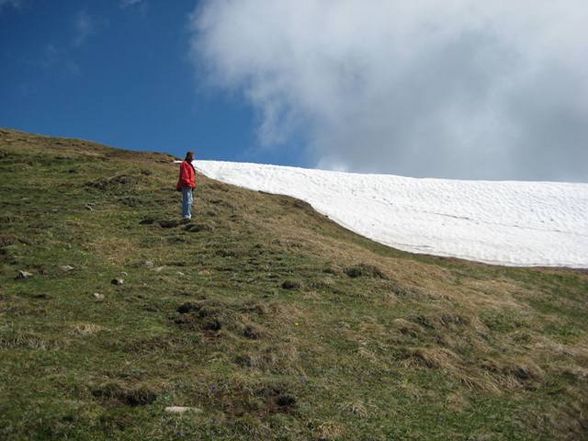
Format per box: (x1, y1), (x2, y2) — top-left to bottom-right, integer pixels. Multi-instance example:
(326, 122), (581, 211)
(185, 151), (194, 161)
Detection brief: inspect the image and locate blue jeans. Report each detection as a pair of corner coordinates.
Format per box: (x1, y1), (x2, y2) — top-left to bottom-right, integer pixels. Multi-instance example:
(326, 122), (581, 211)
(181, 187), (193, 219)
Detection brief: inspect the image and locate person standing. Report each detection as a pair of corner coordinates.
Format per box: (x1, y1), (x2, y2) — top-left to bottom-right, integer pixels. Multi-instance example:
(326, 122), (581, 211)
(176, 151), (196, 220)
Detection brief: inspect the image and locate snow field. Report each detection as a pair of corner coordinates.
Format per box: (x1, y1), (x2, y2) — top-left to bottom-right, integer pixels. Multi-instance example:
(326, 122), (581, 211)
(194, 160), (588, 268)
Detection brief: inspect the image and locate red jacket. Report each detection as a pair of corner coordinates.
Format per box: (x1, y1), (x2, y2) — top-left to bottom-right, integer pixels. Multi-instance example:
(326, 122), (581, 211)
(177, 160), (196, 190)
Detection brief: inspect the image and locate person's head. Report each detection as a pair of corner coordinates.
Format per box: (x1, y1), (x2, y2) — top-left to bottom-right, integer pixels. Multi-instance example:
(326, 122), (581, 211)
(185, 151), (194, 162)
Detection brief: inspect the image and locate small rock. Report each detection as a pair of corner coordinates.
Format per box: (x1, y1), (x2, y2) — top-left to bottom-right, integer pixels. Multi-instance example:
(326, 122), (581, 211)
(93, 293), (105, 301)
(164, 406), (202, 414)
(16, 270), (33, 280)
(111, 278), (124, 286)
(144, 260), (154, 268)
(60, 265), (75, 272)
(177, 271), (185, 276)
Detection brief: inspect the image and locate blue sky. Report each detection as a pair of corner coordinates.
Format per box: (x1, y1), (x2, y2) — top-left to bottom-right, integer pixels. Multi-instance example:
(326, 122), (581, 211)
(0, 0), (302, 165)
(1, 0), (587, 181)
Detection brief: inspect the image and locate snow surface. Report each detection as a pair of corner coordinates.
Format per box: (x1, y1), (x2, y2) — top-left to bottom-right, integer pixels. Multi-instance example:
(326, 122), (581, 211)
(193, 160), (588, 268)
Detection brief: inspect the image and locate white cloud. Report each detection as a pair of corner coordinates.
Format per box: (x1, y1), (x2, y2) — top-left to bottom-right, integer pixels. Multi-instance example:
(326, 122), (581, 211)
(73, 10), (96, 47)
(120, 0), (143, 9)
(0, 0), (22, 12)
(190, 0), (588, 181)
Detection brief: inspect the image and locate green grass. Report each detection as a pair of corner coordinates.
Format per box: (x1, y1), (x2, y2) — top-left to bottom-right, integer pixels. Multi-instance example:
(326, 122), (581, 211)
(0, 128), (587, 440)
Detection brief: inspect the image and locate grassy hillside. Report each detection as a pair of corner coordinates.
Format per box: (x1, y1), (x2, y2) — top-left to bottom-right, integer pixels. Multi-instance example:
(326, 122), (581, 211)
(0, 128), (587, 441)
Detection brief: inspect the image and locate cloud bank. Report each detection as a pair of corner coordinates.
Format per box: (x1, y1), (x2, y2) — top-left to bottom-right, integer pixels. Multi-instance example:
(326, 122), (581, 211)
(190, 0), (588, 181)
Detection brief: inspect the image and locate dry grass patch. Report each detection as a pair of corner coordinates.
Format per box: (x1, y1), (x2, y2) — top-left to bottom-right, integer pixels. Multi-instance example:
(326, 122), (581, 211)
(0, 331), (54, 350)
(480, 358), (545, 390)
(393, 318), (424, 338)
(84, 237), (139, 265)
(406, 347), (462, 370)
(235, 340), (302, 374)
(337, 400), (369, 418)
(314, 421), (346, 440)
(70, 322), (107, 336)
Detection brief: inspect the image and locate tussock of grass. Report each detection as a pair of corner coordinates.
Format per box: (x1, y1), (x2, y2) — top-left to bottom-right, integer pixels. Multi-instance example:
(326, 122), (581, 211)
(344, 263), (387, 279)
(90, 381), (160, 407)
(0, 128), (587, 440)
